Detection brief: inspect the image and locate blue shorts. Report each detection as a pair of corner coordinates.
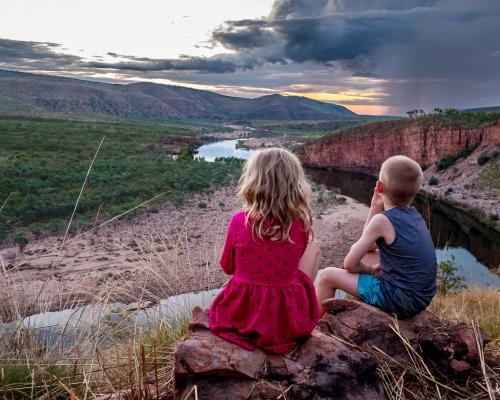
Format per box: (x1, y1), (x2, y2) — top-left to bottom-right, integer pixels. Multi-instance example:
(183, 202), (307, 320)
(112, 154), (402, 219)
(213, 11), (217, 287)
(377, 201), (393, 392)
(357, 274), (386, 309)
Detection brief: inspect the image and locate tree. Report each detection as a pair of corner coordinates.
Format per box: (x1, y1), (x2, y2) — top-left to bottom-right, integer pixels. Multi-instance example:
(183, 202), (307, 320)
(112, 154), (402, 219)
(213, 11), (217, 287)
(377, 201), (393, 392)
(177, 144), (198, 161)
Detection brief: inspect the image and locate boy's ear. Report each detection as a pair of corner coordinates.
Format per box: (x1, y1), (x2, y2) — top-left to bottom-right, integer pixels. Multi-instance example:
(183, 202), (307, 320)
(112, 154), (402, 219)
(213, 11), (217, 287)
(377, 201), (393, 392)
(375, 180), (384, 193)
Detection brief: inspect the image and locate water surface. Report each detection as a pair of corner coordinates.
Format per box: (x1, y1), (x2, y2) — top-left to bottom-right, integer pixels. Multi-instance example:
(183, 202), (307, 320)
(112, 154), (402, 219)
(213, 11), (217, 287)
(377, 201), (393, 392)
(195, 139), (258, 161)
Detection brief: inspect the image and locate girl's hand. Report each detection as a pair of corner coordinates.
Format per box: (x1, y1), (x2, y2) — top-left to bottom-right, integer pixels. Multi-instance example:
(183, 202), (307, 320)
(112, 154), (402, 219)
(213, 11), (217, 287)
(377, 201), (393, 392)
(370, 188), (384, 213)
(370, 263), (382, 277)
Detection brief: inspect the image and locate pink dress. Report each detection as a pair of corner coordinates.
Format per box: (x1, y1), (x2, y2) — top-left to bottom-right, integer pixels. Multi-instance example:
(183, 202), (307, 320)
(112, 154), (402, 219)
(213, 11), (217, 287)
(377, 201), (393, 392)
(209, 211), (321, 354)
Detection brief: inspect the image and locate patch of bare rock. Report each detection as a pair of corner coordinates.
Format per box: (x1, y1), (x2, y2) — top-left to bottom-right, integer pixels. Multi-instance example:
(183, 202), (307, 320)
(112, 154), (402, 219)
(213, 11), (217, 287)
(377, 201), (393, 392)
(173, 300), (491, 400)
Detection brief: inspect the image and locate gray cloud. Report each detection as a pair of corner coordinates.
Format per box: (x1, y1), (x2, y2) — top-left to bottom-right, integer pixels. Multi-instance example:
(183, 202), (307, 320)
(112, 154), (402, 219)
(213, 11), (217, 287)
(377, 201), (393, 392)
(0, 38), (81, 67)
(86, 52), (257, 74)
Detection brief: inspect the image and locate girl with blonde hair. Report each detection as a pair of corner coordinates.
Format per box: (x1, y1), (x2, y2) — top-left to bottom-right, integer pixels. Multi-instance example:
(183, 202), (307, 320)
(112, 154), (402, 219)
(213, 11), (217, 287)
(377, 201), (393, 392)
(209, 148), (321, 354)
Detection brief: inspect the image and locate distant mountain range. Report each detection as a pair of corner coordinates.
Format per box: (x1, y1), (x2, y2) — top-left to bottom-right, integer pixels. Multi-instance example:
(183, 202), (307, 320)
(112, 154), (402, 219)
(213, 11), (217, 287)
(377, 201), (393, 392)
(0, 69), (357, 121)
(464, 106), (500, 114)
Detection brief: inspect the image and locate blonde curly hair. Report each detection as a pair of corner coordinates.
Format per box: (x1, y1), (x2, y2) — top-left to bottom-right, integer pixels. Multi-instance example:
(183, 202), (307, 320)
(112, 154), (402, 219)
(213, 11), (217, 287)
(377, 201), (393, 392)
(238, 148), (313, 242)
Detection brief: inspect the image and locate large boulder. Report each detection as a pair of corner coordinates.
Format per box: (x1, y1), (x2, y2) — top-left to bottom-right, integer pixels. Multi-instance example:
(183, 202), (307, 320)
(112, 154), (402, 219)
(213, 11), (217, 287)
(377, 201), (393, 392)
(174, 307), (385, 400)
(320, 298), (491, 376)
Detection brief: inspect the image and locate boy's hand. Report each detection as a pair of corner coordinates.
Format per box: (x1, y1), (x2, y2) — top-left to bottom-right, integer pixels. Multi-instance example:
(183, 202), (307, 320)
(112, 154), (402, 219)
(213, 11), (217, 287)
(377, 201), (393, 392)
(370, 188), (384, 213)
(370, 263), (382, 277)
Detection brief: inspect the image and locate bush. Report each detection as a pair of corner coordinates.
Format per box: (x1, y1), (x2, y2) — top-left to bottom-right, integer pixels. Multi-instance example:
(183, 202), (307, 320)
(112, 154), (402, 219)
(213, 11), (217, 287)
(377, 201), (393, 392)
(13, 233), (28, 251)
(429, 176), (439, 185)
(436, 144), (479, 171)
(437, 257), (467, 295)
(489, 213), (499, 221)
(477, 153), (491, 166)
(177, 144), (198, 161)
(198, 201), (208, 209)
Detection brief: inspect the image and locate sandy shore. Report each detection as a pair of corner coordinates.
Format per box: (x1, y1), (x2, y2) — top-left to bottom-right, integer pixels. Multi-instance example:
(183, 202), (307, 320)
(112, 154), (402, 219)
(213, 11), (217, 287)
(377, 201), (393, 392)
(0, 186), (367, 313)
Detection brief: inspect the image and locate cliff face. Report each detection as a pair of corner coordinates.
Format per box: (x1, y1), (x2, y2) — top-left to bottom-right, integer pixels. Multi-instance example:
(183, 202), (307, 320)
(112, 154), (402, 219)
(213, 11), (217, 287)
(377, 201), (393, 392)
(298, 120), (500, 173)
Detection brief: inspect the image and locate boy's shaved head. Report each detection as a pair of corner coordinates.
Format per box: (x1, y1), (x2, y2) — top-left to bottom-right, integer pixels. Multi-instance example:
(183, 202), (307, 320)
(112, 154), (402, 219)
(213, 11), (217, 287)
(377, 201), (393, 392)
(379, 155), (423, 206)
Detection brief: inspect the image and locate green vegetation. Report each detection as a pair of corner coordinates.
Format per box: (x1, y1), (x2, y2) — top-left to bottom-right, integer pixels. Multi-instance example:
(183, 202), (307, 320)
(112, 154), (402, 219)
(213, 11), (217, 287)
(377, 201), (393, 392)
(177, 144), (198, 161)
(477, 153), (492, 166)
(437, 257), (467, 295)
(248, 116), (398, 140)
(0, 118), (243, 241)
(408, 107), (500, 127)
(479, 161), (500, 190)
(0, 365), (71, 399)
(428, 176), (439, 185)
(436, 144), (479, 171)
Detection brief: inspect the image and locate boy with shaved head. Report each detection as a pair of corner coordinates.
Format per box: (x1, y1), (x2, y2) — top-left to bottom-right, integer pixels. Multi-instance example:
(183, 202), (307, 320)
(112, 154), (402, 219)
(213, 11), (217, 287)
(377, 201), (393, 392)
(317, 155), (437, 318)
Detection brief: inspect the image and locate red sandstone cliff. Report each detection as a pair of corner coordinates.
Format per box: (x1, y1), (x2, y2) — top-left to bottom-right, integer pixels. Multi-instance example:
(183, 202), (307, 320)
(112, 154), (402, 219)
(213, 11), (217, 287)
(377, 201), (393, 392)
(298, 119), (500, 173)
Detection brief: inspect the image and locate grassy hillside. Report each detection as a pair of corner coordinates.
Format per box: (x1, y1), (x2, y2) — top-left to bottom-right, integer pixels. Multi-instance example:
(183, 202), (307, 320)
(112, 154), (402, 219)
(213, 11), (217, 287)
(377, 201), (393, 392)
(248, 115), (400, 139)
(464, 105), (500, 114)
(0, 118), (242, 242)
(0, 69), (357, 121)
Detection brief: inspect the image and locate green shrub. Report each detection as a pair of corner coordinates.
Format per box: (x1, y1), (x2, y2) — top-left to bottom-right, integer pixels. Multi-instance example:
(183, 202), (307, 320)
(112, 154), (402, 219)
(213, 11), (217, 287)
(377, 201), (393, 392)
(477, 153), (491, 166)
(429, 176), (439, 185)
(436, 144), (479, 171)
(489, 213), (499, 221)
(177, 144), (198, 161)
(198, 201), (208, 209)
(13, 233), (28, 251)
(437, 257), (467, 295)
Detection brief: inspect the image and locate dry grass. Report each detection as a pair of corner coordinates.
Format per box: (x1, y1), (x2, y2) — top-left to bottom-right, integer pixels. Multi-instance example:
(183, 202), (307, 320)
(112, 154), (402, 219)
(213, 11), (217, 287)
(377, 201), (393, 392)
(429, 287), (500, 340)
(369, 288), (500, 400)
(0, 222), (224, 399)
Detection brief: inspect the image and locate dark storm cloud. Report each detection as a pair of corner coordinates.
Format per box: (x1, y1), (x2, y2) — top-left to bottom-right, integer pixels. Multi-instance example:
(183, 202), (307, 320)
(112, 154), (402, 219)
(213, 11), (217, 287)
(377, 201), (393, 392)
(206, 0), (500, 109)
(0, 38), (81, 66)
(86, 52), (257, 73)
(0, 38), (257, 74)
(211, 1), (500, 69)
(211, 20), (273, 50)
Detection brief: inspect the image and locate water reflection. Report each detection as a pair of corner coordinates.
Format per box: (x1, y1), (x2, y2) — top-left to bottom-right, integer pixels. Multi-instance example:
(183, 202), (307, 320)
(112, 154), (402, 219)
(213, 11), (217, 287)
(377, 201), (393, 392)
(195, 139), (258, 162)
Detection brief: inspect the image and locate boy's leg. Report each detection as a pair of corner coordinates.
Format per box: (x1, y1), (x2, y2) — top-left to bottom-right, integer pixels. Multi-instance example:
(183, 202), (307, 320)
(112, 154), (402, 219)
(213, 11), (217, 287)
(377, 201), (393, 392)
(316, 267), (360, 305)
(299, 240), (321, 281)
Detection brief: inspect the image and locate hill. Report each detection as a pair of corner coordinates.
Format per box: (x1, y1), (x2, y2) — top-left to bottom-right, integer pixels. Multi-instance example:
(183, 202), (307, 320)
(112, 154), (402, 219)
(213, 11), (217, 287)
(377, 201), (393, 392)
(0, 69), (357, 121)
(464, 105), (500, 114)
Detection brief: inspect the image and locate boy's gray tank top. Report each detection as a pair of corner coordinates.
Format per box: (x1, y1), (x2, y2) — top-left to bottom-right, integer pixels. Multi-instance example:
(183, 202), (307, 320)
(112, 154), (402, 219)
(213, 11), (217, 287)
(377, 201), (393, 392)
(377, 206), (437, 318)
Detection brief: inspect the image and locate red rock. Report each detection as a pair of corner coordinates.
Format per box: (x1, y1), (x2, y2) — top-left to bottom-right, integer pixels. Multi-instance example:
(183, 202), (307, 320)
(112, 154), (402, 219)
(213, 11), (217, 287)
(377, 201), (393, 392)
(174, 329), (267, 380)
(321, 298), (491, 376)
(174, 309), (385, 400)
(298, 120), (500, 173)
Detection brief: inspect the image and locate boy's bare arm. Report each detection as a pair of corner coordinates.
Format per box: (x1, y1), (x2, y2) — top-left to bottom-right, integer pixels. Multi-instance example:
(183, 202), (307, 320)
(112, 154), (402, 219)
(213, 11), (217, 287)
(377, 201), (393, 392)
(345, 214), (391, 274)
(362, 188), (385, 251)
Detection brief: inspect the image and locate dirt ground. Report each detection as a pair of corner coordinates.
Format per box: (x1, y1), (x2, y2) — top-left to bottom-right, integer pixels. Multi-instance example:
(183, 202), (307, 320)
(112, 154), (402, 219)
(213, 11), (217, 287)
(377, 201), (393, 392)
(0, 186), (367, 313)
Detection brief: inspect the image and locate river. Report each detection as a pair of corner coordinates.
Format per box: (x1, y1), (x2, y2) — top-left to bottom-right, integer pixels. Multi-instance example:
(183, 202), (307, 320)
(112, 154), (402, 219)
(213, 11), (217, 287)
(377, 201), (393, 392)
(197, 139), (500, 287)
(2, 139), (497, 350)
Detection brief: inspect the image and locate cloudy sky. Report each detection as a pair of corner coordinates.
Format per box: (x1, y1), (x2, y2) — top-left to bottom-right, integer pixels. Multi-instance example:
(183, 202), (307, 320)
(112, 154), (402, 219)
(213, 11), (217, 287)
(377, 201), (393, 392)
(1, 0), (500, 115)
